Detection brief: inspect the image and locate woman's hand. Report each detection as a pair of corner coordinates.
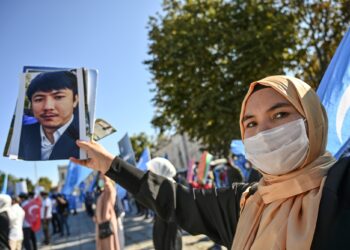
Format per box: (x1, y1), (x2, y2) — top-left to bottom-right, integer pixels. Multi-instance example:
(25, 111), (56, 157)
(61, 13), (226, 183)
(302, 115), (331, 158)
(70, 140), (114, 174)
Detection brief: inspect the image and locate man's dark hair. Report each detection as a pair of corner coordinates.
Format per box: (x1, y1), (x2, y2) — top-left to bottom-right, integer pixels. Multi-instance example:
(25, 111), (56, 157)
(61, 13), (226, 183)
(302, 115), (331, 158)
(18, 192), (28, 199)
(26, 71), (78, 102)
(40, 191), (48, 197)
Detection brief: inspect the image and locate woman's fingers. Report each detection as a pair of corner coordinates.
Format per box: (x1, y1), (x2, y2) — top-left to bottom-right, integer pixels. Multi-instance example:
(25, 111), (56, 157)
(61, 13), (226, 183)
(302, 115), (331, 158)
(69, 157), (91, 167)
(76, 140), (94, 151)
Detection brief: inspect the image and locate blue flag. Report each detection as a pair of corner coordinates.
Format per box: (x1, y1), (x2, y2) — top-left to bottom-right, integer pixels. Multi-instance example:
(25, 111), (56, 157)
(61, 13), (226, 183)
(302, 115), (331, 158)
(118, 133), (137, 166)
(61, 162), (92, 195)
(87, 172), (98, 193)
(230, 140), (246, 156)
(1, 174), (8, 194)
(317, 28), (350, 158)
(117, 133), (137, 199)
(137, 148), (151, 172)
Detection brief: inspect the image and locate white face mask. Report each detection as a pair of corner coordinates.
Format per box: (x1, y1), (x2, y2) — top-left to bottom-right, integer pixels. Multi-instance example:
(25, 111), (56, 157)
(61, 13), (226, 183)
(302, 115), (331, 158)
(243, 118), (309, 175)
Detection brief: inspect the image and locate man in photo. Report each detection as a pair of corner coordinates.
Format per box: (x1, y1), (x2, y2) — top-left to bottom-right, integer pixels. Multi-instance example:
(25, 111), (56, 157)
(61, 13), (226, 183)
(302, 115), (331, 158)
(18, 71), (80, 160)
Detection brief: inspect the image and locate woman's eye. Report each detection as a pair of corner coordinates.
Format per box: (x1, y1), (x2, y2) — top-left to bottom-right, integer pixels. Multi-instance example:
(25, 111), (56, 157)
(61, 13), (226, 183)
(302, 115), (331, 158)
(273, 112), (288, 119)
(246, 121), (256, 128)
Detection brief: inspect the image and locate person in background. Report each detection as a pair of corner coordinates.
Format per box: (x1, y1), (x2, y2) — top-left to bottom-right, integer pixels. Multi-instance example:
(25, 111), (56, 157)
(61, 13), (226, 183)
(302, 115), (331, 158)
(146, 157), (182, 250)
(50, 194), (61, 235)
(114, 196), (125, 249)
(84, 191), (94, 217)
(40, 191), (52, 245)
(94, 174), (120, 250)
(9, 196), (25, 250)
(56, 194), (70, 237)
(244, 161), (261, 183)
(0, 194), (11, 250)
(18, 193), (37, 250)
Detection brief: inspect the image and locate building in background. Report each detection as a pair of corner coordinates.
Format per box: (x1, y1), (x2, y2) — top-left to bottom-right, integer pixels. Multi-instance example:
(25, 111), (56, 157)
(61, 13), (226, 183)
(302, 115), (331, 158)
(153, 133), (203, 170)
(57, 164), (68, 191)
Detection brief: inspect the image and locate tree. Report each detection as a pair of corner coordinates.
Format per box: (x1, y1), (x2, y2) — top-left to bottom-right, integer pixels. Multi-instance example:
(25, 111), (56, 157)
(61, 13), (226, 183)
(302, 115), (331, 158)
(25, 178), (34, 192)
(145, 0), (298, 155)
(38, 177), (52, 192)
(130, 132), (154, 161)
(145, 0), (350, 156)
(288, 0), (350, 88)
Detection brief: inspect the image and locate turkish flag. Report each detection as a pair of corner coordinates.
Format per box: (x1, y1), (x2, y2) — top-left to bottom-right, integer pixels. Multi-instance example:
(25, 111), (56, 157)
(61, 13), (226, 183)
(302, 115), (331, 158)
(23, 197), (42, 232)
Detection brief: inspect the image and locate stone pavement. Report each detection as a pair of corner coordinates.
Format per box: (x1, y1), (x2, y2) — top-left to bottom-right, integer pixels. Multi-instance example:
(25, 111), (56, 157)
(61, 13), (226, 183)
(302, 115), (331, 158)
(38, 211), (227, 250)
(38, 212), (96, 250)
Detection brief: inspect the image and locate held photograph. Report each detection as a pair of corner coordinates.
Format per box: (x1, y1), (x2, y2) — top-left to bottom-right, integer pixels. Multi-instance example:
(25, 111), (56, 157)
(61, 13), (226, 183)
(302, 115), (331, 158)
(4, 68), (91, 161)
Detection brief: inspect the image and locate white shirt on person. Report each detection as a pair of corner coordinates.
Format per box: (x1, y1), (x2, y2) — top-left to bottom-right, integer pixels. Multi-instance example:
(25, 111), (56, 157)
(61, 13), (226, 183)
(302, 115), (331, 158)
(40, 197), (52, 219)
(21, 200), (31, 228)
(9, 203), (25, 241)
(40, 115), (74, 160)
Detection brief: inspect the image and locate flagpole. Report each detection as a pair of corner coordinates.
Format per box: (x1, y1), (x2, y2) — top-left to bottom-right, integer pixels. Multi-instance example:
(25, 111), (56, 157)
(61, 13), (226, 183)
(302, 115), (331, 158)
(34, 161), (38, 186)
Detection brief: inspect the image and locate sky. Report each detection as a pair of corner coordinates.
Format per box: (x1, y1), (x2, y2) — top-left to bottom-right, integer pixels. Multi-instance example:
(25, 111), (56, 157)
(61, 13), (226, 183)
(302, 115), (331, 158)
(0, 1), (163, 185)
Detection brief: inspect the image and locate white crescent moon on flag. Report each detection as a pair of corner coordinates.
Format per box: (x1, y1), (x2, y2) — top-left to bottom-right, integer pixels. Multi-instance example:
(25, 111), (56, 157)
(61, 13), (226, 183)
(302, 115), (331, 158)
(336, 84), (350, 143)
(28, 204), (39, 217)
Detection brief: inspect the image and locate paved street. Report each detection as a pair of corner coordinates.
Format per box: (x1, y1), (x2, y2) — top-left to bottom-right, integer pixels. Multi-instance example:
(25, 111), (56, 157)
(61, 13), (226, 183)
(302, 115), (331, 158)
(37, 211), (227, 250)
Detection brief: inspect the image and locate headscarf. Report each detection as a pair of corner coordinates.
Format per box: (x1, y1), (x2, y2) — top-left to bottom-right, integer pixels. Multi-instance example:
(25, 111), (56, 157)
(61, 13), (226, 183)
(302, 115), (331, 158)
(146, 157), (177, 180)
(0, 194), (12, 213)
(231, 75), (336, 250)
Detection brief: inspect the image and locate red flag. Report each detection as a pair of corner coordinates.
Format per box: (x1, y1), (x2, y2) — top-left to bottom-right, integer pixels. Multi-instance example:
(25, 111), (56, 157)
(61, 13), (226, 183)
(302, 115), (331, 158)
(197, 151), (213, 185)
(186, 158), (195, 183)
(23, 197), (42, 232)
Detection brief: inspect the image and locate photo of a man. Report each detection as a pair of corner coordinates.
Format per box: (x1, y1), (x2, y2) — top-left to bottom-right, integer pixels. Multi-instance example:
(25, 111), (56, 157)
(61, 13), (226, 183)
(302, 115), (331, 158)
(18, 71), (80, 160)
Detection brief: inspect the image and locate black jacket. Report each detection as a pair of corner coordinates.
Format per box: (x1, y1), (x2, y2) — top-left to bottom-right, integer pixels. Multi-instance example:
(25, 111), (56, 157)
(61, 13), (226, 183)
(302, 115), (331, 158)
(18, 121), (79, 160)
(0, 211), (10, 250)
(106, 156), (350, 249)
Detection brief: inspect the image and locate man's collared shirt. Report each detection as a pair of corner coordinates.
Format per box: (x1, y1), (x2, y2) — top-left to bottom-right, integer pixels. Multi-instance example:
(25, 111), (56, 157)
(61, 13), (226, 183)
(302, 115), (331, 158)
(40, 115), (74, 160)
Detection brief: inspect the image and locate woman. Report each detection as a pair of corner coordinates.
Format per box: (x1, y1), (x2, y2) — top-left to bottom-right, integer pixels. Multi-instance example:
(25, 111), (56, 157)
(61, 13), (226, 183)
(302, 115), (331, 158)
(146, 157), (182, 250)
(71, 75), (350, 250)
(94, 174), (120, 250)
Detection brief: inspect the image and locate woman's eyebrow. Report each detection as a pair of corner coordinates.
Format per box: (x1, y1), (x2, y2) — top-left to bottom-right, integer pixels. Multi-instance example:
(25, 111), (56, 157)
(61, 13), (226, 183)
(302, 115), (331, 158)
(242, 114), (254, 122)
(267, 102), (292, 112)
(242, 102), (292, 122)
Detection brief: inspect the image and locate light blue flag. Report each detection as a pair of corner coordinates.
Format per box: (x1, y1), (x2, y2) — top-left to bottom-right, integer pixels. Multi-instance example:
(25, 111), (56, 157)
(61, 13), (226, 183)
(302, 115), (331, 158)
(1, 174), (8, 194)
(230, 140), (246, 156)
(317, 28), (350, 158)
(137, 148), (151, 172)
(117, 133), (137, 199)
(118, 133), (137, 166)
(88, 172), (98, 193)
(61, 162), (92, 195)
(116, 184), (127, 200)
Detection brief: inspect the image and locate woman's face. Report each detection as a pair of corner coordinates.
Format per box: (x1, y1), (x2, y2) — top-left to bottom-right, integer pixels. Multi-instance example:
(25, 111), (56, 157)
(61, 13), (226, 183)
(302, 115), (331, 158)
(242, 87), (303, 139)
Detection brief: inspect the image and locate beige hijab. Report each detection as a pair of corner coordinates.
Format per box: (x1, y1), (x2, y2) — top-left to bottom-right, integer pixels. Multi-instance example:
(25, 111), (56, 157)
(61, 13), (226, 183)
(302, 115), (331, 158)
(231, 76), (336, 250)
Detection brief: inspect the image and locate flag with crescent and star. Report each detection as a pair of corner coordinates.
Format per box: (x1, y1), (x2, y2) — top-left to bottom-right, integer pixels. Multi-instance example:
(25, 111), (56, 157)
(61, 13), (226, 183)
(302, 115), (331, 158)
(317, 28), (350, 158)
(23, 196), (42, 232)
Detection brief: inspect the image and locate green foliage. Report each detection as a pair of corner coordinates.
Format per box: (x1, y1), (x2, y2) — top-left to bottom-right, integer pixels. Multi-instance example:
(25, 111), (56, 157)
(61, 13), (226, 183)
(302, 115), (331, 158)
(288, 0), (350, 88)
(38, 177), (52, 192)
(0, 173), (34, 194)
(145, 0), (298, 155)
(145, 0), (350, 156)
(25, 178), (34, 192)
(130, 132), (154, 161)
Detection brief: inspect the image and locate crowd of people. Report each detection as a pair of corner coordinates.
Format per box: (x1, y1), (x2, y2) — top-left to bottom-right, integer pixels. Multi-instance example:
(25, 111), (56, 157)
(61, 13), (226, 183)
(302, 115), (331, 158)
(0, 151), (260, 250)
(0, 190), (72, 250)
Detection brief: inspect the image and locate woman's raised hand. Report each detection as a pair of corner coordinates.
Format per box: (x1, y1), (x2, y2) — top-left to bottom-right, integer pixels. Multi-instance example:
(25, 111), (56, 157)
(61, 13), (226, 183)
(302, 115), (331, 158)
(70, 140), (114, 174)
